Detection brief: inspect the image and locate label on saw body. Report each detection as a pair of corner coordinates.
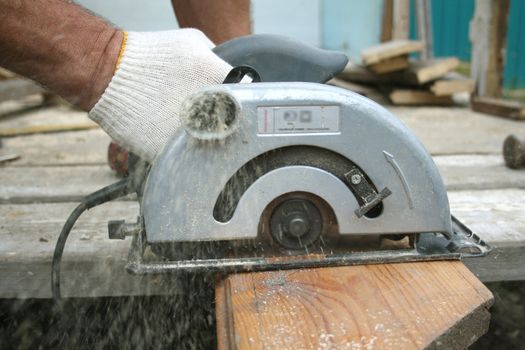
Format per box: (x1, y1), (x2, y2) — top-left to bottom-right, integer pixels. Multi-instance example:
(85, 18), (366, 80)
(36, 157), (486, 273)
(257, 106), (340, 135)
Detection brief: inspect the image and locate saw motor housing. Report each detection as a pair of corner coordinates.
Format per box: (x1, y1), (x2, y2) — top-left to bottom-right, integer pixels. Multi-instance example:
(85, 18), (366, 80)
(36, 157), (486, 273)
(140, 82), (452, 253)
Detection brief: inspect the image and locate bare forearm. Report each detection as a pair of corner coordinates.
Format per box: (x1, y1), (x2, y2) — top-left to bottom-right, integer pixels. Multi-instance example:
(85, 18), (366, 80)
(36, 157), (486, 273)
(0, 0), (121, 110)
(172, 0), (250, 44)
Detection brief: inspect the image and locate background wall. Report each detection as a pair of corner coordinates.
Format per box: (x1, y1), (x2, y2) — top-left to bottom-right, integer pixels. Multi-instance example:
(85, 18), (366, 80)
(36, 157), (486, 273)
(77, 0), (525, 88)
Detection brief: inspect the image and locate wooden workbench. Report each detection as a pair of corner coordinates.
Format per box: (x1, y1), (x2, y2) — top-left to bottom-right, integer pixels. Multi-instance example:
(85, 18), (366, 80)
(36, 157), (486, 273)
(1, 100), (525, 299)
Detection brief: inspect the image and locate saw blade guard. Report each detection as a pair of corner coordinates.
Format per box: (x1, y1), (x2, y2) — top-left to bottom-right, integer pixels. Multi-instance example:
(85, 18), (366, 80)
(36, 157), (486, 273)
(142, 82), (452, 244)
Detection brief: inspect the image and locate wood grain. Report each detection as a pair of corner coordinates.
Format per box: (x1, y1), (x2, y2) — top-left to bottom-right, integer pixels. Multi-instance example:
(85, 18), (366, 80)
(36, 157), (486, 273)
(216, 261), (493, 349)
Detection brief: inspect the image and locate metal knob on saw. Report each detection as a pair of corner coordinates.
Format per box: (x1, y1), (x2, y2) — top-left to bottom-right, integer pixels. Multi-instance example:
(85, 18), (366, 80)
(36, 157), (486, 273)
(270, 197), (323, 250)
(181, 90), (241, 141)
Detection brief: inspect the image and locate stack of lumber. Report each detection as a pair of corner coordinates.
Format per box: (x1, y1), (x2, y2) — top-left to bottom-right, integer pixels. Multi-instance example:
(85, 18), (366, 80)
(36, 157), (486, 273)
(334, 40), (474, 106)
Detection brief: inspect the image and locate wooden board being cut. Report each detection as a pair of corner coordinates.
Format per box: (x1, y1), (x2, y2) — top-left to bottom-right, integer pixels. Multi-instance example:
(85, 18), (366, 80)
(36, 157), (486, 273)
(216, 261), (493, 350)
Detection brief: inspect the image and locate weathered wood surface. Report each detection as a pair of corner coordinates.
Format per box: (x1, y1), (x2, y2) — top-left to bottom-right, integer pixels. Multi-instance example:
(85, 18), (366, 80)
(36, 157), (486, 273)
(0, 104), (93, 131)
(451, 189), (525, 282)
(6, 106), (523, 160)
(369, 55), (409, 74)
(390, 106), (525, 155)
(216, 261), (493, 350)
(392, 0), (410, 40)
(3, 155), (524, 203)
(1, 129), (109, 166)
(361, 40), (424, 65)
(1, 189), (524, 298)
(389, 89), (454, 105)
(401, 58), (460, 85)
(435, 154), (525, 191)
(470, 0), (510, 97)
(471, 96), (525, 120)
(430, 72), (475, 96)
(0, 165), (117, 203)
(0, 122), (98, 137)
(0, 78), (44, 103)
(339, 58), (459, 86)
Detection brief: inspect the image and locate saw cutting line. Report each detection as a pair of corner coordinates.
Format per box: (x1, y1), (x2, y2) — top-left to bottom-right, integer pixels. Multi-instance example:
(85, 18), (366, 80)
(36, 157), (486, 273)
(383, 150), (414, 209)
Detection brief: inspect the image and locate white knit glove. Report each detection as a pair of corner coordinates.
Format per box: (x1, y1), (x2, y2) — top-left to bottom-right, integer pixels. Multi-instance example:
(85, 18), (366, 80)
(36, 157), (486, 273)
(89, 29), (232, 162)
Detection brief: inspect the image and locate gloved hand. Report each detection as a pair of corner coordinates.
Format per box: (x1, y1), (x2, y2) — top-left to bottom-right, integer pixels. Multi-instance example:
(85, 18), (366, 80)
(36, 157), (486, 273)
(89, 29), (232, 162)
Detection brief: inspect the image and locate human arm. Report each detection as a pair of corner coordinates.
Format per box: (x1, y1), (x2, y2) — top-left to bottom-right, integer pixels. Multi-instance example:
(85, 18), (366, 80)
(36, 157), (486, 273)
(172, 0), (251, 44)
(0, 0), (121, 110)
(0, 1), (233, 161)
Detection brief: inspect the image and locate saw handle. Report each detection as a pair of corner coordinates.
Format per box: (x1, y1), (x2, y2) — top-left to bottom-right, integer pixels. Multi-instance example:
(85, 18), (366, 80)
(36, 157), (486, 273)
(213, 34), (348, 83)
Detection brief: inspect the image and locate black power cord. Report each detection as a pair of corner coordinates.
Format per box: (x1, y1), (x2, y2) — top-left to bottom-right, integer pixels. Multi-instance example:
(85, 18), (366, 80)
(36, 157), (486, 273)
(52, 178), (133, 300)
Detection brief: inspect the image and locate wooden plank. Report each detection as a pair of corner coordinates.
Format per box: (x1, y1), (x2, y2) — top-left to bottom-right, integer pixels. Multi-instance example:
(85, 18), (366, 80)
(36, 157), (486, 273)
(1, 188), (524, 299)
(339, 58), (460, 86)
(392, 0), (410, 40)
(0, 165), (117, 203)
(4, 155), (525, 203)
(435, 154), (525, 191)
(0, 105), (91, 131)
(326, 78), (388, 104)
(0, 201), (172, 298)
(0, 122), (98, 137)
(0, 129), (109, 166)
(451, 189), (525, 282)
(327, 78), (376, 96)
(471, 96), (525, 120)
(380, 0), (394, 42)
(470, 0), (510, 97)
(216, 261), (493, 349)
(415, 0), (433, 60)
(4, 105), (510, 166)
(369, 54), (409, 74)
(430, 72), (475, 96)
(0, 67), (16, 80)
(0, 95), (44, 116)
(402, 58), (460, 85)
(338, 62), (379, 84)
(390, 106), (525, 155)
(389, 89), (454, 105)
(361, 40), (424, 65)
(0, 78), (44, 103)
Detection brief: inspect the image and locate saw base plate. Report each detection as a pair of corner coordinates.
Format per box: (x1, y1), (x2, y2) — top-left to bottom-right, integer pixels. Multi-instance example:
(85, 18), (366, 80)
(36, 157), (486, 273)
(126, 216), (489, 275)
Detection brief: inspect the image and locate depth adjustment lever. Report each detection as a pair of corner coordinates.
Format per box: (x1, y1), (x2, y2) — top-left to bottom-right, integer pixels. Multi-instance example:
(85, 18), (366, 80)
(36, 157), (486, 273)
(344, 167), (391, 218)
